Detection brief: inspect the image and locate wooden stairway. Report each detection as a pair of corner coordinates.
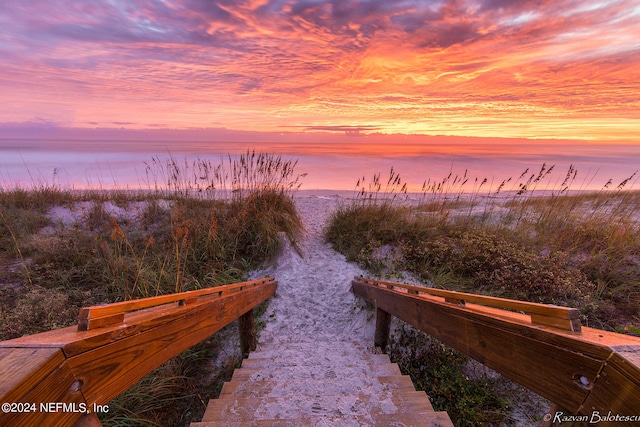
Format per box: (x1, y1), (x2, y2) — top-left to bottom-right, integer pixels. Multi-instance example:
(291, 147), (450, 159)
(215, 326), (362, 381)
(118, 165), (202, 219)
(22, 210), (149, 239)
(191, 340), (453, 426)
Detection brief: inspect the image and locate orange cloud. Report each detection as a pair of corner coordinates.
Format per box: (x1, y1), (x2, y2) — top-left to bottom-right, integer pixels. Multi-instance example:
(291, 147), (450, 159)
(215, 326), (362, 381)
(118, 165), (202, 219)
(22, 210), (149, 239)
(0, 0), (638, 141)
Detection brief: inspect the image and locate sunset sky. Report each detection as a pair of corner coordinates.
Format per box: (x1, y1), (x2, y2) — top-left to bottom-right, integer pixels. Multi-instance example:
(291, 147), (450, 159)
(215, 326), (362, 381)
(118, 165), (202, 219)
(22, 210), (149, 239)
(1, 0), (639, 142)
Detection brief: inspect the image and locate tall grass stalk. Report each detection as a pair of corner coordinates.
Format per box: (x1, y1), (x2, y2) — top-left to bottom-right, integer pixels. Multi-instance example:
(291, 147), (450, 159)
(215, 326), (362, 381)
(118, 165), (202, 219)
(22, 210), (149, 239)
(328, 163), (640, 424)
(0, 207), (33, 287)
(143, 151), (306, 201)
(0, 151), (305, 425)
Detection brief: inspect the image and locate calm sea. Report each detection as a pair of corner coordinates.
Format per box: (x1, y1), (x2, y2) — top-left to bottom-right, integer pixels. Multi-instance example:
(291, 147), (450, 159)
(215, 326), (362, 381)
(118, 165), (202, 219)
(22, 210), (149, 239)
(1, 138), (639, 193)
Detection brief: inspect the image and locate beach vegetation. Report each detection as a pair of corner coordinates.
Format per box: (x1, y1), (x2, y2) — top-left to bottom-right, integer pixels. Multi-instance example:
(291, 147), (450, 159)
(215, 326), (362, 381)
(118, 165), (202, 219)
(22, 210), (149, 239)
(0, 151), (304, 426)
(326, 164), (640, 425)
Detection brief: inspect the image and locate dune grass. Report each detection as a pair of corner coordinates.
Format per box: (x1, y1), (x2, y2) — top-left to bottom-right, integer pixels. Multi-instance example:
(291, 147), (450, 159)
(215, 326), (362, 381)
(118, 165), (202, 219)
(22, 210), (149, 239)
(0, 151), (304, 426)
(326, 164), (640, 425)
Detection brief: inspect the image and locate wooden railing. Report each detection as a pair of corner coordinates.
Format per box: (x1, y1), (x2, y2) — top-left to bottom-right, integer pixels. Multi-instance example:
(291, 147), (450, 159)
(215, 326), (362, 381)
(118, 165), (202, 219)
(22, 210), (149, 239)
(0, 277), (277, 427)
(352, 276), (640, 418)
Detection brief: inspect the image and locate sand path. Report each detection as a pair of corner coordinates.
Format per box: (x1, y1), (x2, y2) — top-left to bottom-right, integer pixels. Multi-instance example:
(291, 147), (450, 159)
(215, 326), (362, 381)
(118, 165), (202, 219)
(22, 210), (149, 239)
(253, 195), (375, 346)
(217, 196), (413, 423)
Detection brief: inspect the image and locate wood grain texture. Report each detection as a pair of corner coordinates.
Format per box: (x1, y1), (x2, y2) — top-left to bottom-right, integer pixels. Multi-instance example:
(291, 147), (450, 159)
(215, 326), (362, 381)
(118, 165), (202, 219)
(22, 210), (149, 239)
(78, 278), (275, 330)
(77, 312), (124, 332)
(0, 347), (63, 400)
(580, 347), (640, 415)
(354, 277), (581, 331)
(374, 308), (392, 351)
(239, 309), (257, 358)
(0, 279), (277, 426)
(73, 412), (103, 427)
(1, 281), (277, 359)
(0, 348), (87, 427)
(352, 278), (640, 414)
(66, 282), (276, 404)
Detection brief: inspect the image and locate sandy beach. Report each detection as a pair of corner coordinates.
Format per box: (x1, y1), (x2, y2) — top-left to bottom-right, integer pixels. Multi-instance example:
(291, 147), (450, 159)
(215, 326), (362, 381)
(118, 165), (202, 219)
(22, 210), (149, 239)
(252, 195), (374, 344)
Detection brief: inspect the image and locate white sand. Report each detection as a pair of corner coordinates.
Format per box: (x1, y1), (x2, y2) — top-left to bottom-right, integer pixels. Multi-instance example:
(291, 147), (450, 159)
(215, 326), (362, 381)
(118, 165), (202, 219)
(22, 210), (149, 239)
(251, 194), (375, 345)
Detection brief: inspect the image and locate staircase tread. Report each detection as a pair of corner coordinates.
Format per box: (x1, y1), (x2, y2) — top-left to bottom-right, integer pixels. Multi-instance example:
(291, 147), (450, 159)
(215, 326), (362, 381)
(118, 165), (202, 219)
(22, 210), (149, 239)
(248, 341), (375, 355)
(249, 345), (373, 353)
(192, 339), (452, 426)
(219, 375), (417, 398)
(232, 363), (402, 381)
(242, 353), (391, 368)
(191, 410), (454, 426)
(201, 390), (436, 422)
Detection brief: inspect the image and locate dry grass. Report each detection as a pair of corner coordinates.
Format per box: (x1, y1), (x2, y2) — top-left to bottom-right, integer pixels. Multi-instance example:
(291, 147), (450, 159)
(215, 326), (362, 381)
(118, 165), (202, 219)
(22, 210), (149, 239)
(327, 164), (640, 424)
(329, 164), (640, 329)
(0, 152), (304, 426)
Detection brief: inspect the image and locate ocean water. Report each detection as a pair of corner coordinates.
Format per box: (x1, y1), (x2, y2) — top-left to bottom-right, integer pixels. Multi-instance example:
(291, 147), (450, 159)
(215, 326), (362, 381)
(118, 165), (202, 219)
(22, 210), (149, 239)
(1, 138), (639, 193)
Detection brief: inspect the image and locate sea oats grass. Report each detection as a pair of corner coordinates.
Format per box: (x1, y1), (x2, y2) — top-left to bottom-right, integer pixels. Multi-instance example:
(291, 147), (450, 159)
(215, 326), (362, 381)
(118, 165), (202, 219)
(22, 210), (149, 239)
(0, 152), (304, 426)
(326, 164), (640, 425)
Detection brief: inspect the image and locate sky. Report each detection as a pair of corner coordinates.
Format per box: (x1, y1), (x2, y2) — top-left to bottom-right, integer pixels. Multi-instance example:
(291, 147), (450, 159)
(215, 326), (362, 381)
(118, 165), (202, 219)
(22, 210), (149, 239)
(1, 0), (639, 142)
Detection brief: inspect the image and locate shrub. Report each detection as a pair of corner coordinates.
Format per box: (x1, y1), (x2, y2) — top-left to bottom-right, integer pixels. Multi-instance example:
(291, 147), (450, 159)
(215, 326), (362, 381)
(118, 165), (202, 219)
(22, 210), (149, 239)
(326, 165), (640, 425)
(401, 230), (594, 305)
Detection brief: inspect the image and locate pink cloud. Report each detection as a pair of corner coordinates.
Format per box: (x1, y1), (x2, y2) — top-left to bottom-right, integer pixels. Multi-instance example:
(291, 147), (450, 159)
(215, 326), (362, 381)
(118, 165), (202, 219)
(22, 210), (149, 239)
(0, 0), (638, 140)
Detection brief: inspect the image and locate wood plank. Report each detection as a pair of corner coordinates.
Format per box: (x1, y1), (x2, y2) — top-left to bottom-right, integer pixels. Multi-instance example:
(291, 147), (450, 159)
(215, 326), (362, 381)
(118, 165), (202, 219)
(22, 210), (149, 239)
(65, 282), (276, 405)
(200, 391), (443, 423)
(0, 281), (277, 358)
(1, 302), (214, 353)
(531, 312), (582, 332)
(580, 346), (640, 415)
(217, 375), (418, 399)
(78, 278), (274, 329)
(0, 349), (88, 427)
(354, 277), (580, 328)
(609, 345), (640, 382)
(444, 297), (465, 305)
(191, 412), (454, 427)
(0, 347), (64, 401)
(353, 279), (610, 412)
(354, 280), (640, 352)
(0, 300), (223, 354)
(0, 279), (278, 425)
(77, 312), (124, 332)
(231, 363), (402, 381)
(74, 413), (103, 427)
(238, 309), (256, 358)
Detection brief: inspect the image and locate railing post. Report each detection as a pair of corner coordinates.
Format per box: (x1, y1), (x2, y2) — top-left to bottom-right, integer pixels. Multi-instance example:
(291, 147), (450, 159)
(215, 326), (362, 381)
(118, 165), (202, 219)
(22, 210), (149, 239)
(239, 309), (256, 358)
(374, 307), (392, 352)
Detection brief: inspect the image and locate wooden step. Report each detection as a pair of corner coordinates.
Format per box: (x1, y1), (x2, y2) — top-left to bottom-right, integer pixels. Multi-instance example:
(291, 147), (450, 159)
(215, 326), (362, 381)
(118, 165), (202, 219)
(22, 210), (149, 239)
(192, 339), (454, 427)
(247, 341), (373, 359)
(201, 390), (439, 422)
(231, 363), (402, 381)
(219, 375), (420, 399)
(191, 410), (454, 426)
(242, 353), (391, 368)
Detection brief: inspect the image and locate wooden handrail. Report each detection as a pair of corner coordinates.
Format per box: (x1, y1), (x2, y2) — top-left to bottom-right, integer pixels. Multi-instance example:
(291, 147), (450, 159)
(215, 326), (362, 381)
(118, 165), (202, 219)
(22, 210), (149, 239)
(78, 277), (274, 331)
(354, 276), (581, 331)
(352, 276), (640, 418)
(0, 278), (277, 427)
